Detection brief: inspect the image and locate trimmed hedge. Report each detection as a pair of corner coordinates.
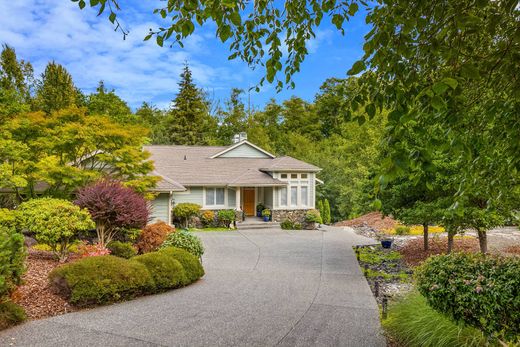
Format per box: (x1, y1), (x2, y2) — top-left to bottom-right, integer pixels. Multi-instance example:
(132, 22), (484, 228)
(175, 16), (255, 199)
(160, 247), (205, 283)
(107, 241), (137, 259)
(132, 252), (187, 290)
(49, 255), (154, 306)
(415, 253), (520, 343)
(161, 230), (204, 257)
(0, 300), (26, 331)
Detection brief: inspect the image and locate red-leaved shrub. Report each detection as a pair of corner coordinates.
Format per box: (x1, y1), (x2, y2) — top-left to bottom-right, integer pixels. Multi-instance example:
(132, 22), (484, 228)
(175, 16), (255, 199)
(136, 221), (175, 254)
(75, 180), (149, 247)
(77, 241), (111, 258)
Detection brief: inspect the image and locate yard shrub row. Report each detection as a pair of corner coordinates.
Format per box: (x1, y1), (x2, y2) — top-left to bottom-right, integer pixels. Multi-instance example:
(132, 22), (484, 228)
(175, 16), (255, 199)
(172, 203), (236, 228)
(415, 253), (520, 343)
(49, 247), (204, 306)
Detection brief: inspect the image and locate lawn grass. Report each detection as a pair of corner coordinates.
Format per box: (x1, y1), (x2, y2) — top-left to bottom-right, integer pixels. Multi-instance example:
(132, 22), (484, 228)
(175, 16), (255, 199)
(187, 227), (235, 232)
(383, 292), (491, 347)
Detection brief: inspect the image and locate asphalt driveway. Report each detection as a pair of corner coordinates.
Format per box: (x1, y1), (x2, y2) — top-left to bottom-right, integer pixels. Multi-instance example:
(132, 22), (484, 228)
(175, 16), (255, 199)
(0, 227), (385, 347)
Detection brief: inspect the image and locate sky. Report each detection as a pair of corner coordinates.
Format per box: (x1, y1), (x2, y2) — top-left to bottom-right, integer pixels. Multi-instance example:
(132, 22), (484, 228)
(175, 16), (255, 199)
(0, 0), (370, 110)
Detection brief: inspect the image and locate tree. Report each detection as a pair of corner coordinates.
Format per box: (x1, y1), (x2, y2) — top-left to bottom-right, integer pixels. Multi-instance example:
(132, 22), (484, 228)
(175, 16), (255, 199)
(165, 64), (217, 145)
(75, 180), (150, 247)
(0, 208), (26, 298)
(216, 88), (248, 145)
(87, 81), (134, 124)
(34, 61), (82, 113)
(0, 106), (157, 199)
(322, 199), (331, 224)
(18, 198), (94, 262)
(135, 102), (169, 144)
(317, 200), (324, 220)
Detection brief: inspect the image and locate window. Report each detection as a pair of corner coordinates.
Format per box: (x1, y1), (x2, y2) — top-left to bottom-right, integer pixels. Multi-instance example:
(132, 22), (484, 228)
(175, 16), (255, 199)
(205, 187), (225, 206)
(301, 186), (308, 206)
(280, 173), (287, 179)
(301, 174), (308, 179)
(280, 187), (287, 206)
(291, 187), (298, 207)
(291, 173), (298, 179)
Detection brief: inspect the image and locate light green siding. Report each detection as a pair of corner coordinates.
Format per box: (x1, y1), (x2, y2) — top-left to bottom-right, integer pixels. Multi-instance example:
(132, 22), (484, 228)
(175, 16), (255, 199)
(150, 193), (170, 224)
(219, 143), (271, 158)
(173, 187), (204, 205)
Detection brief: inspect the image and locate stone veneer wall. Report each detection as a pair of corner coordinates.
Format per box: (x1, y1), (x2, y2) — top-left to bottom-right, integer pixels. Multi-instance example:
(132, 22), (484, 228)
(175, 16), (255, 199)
(272, 209), (308, 224)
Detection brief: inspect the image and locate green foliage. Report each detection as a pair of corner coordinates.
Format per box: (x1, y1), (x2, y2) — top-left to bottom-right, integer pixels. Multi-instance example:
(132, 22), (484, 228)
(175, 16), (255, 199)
(305, 209), (322, 223)
(281, 219), (302, 230)
(161, 230), (204, 258)
(172, 203), (201, 228)
(200, 210), (215, 226)
(87, 81), (134, 124)
(0, 300), (26, 331)
(322, 199), (331, 224)
(107, 241), (137, 259)
(256, 203), (265, 213)
(160, 247), (204, 283)
(317, 200), (324, 219)
(261, 209), (271, 217)
(215, 88), (248, 145)
(132, 252), (187, 291)
(217, 209), (235, 227)
(415, 253), (520, 342)
(49, 255), (155, 306)
(18, 198), (94, 262)
(0, 209), (26, 299)
(383, 292), (489, 347)
(358, 247), (401, 265)
(394, 226), (410, 235)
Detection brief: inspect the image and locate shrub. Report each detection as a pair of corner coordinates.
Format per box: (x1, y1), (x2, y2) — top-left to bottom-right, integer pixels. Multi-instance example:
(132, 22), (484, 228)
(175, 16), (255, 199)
(395, 225), (411, 235)
(132, 252), (187, 290)
(200, 210), (215, 226)
(0, 300), (26, 331)
(18, 198), (94, 262)
(281, 219), (293, 230)
(415, 253), (520, 342)
(76, 241), (111, 258)
(160, 247), (205, 283)
(305, 209), (322, 223)
(49, 255), (154, 306)
(383, 292), (488, 347)
(0, 210), (26, 299)
(256, 203), (265, 213)
(293, 222), (302, 230)
(136, 221), (175, 254)
(161, 230), (204, 258)
(107, 241), (137, 259)
(172, 203), (201, 228)
(317, 200), (324, 219)
(261, 208), (271, 217)
(322, 199), (331, 224)
(75, 180), (149, 247)
(217, 209), (235, 227)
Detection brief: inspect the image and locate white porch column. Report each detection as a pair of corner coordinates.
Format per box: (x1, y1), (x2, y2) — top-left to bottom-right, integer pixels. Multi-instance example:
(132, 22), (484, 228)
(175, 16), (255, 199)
(235, 187), (241, 210)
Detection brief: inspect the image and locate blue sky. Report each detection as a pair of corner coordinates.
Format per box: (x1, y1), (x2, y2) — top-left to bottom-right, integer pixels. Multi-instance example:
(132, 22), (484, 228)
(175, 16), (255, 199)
(0, 0), (369, 110)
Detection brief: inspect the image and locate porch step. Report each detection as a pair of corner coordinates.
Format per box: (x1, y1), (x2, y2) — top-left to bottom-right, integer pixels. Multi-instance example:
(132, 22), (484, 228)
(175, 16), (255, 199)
(237, 221), (281, 230)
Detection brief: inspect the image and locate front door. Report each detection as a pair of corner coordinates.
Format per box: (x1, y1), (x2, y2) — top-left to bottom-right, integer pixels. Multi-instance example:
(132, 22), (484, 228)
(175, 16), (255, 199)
(243, 188), (255, 216)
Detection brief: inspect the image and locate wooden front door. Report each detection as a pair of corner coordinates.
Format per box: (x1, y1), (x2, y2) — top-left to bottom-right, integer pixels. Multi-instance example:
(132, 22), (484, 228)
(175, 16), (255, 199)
(243, 188), (255, 216)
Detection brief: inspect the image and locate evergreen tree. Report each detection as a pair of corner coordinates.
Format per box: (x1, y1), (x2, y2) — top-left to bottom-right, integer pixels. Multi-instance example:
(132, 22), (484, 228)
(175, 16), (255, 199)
(216, 88), (248, 144)
(136, 102), (169, 144)
(317, 200), (324, 218)
(323, 199), (331, 224)
(35, 61), (81, 114)
(165, 63), (216, 145)
(87, 81), (134, 124)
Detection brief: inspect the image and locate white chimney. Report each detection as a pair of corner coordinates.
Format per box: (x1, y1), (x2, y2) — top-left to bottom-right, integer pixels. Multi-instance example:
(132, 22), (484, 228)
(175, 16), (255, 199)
(233, 132), (247, 143)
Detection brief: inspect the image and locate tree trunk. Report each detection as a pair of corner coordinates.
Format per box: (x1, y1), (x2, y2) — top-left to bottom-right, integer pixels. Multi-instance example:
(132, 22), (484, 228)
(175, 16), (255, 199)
(477, 229), (488, 253)
(423, 223), (429, 251)
(97, 224), (105, 248)
(447, 229), (454, 254)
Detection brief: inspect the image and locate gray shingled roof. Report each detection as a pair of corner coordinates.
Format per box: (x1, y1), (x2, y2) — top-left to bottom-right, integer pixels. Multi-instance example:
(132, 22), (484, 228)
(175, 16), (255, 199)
(144, 144), (320, 187)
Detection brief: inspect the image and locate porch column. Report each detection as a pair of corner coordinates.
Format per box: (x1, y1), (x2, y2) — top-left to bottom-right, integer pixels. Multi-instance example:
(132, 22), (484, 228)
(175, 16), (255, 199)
(235, 188), (241, 210)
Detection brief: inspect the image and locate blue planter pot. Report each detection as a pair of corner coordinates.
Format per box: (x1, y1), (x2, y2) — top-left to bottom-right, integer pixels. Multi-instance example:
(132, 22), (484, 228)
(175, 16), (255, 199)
(381, 240), (393, 249)
(257, 211), (262, 217)
(263, 216), (270, 222)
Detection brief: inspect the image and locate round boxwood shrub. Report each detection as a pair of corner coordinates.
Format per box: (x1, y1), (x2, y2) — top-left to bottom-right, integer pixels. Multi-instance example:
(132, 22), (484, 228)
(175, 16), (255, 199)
(49, 255), (154, 306)
(161, 230), (204, 258)
(160, 247), (204, 283)
(132, 252), (187, 290)
(107, 241), (137, 259)
(415, 252), (520, 343)
(305, 209), (322, 224)
(0, 300), (26, 330)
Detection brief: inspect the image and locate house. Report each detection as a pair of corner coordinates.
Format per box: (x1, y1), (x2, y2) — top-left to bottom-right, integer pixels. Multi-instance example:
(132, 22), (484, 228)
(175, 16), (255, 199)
(145, 138), (321, 226)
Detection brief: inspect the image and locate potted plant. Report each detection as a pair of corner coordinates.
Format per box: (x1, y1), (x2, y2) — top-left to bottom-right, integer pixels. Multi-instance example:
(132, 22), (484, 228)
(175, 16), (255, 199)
(256, 203), (265, 217)
(380, 238), (393, 249)
(261, 208), (271, 222)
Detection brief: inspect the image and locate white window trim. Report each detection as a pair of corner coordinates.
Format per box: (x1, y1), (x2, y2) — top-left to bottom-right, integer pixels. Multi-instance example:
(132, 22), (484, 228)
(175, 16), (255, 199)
(276, 172), (311, 209)
(203, 187), (228, 209)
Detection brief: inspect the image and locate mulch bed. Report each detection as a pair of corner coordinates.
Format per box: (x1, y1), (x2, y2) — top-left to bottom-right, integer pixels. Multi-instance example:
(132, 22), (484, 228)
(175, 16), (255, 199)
(503, 245), (520, 256)
(398, 237), (480, 266)
(335, 211), (397, 231)
(10, 250), (78, 320)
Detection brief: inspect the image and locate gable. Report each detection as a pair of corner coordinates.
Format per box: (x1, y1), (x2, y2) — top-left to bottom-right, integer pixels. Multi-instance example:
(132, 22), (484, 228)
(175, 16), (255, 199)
(212, 141), (275, 159)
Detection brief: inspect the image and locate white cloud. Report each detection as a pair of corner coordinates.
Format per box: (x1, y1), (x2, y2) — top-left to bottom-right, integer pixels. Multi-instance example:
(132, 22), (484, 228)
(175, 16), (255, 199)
(0, 0), (251, 108)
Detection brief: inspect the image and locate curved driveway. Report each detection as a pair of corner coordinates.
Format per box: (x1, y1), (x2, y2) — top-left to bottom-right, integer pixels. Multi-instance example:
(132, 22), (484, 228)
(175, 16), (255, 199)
(0, 227), (385, 346)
